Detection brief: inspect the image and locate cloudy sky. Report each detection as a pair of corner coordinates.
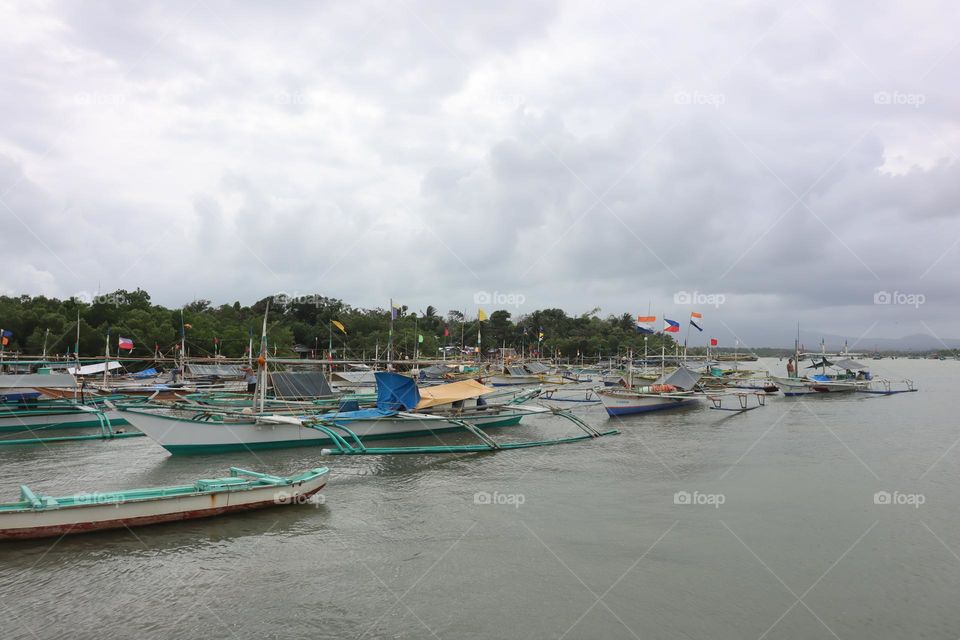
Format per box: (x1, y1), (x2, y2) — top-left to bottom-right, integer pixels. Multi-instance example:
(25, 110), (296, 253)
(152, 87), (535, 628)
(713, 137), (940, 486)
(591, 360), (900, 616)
(1, 1), (957, 347)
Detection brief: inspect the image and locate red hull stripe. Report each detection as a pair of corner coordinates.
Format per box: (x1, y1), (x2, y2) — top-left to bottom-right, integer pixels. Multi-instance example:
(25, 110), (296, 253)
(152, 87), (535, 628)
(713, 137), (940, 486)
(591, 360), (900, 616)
(0, 484), (325, 540)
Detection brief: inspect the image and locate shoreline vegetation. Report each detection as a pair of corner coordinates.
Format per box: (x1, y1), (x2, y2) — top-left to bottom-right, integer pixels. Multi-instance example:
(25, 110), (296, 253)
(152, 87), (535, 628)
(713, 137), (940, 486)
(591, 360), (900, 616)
(1, 290), (683, 361)
(1, 291), (955, 361)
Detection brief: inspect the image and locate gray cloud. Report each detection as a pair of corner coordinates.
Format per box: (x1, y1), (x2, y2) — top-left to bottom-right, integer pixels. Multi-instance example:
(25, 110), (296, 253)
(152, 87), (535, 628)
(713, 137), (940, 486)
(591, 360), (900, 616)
(0, 0), (958, 345)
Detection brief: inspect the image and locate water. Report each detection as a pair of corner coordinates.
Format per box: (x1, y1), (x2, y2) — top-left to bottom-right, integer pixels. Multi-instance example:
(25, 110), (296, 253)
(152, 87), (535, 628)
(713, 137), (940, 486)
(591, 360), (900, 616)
(1, 358), (958, 639)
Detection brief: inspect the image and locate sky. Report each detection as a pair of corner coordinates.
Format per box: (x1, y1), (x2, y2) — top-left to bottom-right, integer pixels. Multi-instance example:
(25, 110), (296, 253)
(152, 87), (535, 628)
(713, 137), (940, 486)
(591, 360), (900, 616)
(0, 0), (958, 348)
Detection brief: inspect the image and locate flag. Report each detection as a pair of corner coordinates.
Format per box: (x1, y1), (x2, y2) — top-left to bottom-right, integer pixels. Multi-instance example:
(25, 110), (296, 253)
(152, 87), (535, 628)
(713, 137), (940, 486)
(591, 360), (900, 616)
(390, 303), (400, 320)
(663, 318), (680, 333)
(478, 309), (487, 321)
(183, 323), (193, 330)
(690, 312), (703, 332)
(636, 315), (656, 334)
(332, 320), (347, 335)
(418, 334), (424, 343)
(538, 328), (544, 340)
(1, 329), (11, 345)
(443, 326), (449, 337)
(710, 338), (718, 346)
(118, 337), (134, 350)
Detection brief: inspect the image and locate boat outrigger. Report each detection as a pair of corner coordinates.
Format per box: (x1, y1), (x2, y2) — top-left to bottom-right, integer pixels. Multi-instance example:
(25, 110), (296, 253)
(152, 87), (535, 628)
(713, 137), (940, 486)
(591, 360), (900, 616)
(0, 467), (329, 540)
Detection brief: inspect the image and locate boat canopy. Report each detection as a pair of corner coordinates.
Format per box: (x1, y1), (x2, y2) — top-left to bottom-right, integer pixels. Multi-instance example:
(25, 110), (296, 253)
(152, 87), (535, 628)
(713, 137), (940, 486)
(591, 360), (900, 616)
(654, 365), (699, 391)
(65, 361), (122, 376)
(0, 373), (77, 389)
(332, 371), (377, 383)
(420, 364), (456, 379)
(415, 379), (496, 410)
(833, 359), (868, 370)
(375, 372), (420, 411)
(525, 362), (550, 374)
(272, 372), (334, 399)
(186, 364), (245, 377)
(507, 365), (528, 376)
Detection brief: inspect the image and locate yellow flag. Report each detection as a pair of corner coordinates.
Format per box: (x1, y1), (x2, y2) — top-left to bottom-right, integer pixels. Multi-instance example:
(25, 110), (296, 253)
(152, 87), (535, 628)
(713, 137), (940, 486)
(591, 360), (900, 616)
(478, 309), (487, 321)
(332, 320), (347, 334)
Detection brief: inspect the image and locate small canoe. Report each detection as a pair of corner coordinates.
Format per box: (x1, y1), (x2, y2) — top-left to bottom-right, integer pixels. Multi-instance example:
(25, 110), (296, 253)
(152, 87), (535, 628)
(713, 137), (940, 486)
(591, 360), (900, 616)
(0, 467), (329, 540)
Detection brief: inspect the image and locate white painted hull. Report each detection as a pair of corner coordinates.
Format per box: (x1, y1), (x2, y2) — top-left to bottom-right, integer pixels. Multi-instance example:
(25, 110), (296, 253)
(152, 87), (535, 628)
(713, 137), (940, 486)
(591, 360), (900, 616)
(598, 390), (702, 416)
(770, 376), (868, 396)
(0, 475), (327, 539)
(119, 408), (524, 454)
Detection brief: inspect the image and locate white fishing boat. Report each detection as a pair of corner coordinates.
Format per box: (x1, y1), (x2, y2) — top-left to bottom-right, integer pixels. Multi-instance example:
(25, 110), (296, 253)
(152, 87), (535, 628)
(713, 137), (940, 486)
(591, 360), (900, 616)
(597, 366), (704, 415)
(0, 467), (329, 540)
(115, 373), (542, 455)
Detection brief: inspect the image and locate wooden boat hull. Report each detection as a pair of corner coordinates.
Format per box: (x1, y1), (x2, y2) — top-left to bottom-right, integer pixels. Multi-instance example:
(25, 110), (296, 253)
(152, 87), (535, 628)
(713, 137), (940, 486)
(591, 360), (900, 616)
(0, 471), (328, 540)
(598, 391), (701, 416)
(770, 377), (867, 396)
(489, 375), (542, 387)
(119, 408), (526, 454)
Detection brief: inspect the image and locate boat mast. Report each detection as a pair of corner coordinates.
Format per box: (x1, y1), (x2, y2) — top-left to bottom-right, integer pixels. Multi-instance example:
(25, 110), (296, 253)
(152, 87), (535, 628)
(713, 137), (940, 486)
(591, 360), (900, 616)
(387, 298), (394, 371)
(103, 328), (110, 389)
(255, 302), (270, 412)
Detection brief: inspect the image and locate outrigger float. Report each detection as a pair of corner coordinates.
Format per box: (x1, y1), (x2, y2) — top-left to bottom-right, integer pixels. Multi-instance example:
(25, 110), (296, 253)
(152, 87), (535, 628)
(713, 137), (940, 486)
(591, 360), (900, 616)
(0, 467), (329, 540)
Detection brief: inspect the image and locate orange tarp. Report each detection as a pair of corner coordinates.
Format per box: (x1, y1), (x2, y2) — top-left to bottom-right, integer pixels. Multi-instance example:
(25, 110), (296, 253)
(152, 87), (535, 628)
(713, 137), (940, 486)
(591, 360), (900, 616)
(414, 379), (497, 410)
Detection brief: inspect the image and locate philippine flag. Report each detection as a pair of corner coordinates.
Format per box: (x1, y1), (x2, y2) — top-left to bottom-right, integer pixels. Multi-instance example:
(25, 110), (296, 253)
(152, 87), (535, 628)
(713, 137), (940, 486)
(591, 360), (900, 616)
(636, 315), (656, 334)
(663, 319), (680, 333)
(690, 312), (703, 332)
(118, 337), (134, 350)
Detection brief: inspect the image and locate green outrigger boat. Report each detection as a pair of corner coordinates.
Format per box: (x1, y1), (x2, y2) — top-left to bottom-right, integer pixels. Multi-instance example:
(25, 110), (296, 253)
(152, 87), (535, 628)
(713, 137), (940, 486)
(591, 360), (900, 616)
(0, 467), (330, 540)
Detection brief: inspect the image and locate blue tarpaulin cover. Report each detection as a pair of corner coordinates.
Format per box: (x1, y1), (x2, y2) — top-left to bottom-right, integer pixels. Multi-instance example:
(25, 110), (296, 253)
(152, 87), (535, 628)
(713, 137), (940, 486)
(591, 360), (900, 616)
(132, 368), (158, 378)
(375, 372), (420, 411)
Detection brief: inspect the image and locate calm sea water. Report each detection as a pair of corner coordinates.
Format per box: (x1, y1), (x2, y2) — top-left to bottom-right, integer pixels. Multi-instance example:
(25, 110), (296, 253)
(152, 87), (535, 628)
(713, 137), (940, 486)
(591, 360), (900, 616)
(1, 358), (958, 639)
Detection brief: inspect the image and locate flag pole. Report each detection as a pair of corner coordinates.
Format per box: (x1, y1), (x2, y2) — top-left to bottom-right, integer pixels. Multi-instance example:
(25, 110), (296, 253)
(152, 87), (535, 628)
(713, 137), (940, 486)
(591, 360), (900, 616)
(103, 328), (110, 389)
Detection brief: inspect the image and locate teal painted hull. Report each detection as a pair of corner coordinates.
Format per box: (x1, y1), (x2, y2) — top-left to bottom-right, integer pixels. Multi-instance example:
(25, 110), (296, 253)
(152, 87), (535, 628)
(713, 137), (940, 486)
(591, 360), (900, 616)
(0, 416), (130, 433)
(163, 415), (525, 455)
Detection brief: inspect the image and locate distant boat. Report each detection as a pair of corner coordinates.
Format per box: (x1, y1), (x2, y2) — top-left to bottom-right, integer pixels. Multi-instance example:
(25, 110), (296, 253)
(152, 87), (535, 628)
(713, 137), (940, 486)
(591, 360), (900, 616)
(0, 467), (329, 540)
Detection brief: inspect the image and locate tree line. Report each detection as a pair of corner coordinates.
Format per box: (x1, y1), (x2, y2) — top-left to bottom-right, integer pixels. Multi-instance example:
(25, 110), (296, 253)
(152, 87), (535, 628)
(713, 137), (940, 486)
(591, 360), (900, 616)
(0, 290), (678, 361)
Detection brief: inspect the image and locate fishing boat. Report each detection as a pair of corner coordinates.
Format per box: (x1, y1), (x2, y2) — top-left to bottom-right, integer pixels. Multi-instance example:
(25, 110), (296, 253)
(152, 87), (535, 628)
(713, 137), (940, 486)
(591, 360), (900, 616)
(0, 373), (132, 434)
(114, 373), (543, 454)
(597, 366), (704, 415)
(0, 467), (329, 540)
(771, 340), (916, 396)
